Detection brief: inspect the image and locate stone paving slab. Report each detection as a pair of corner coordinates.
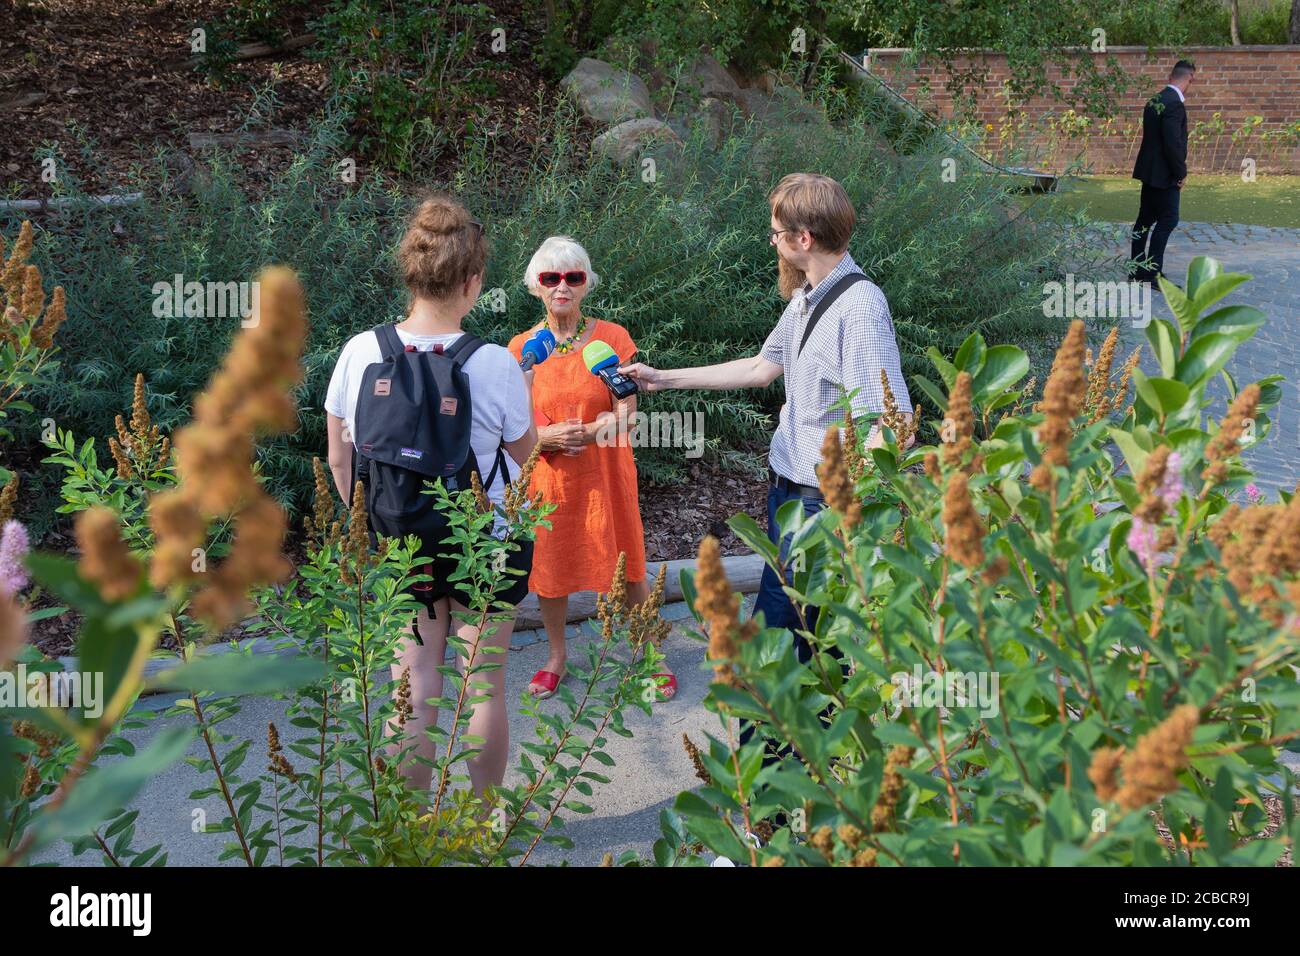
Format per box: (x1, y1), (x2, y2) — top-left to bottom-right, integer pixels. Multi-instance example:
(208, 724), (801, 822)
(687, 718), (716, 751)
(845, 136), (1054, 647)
(1094, 221), (1300, 495)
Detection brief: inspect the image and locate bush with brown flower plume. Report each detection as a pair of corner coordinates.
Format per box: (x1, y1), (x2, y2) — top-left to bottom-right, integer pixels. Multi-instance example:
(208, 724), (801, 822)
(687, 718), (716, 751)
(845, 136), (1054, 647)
(1084, 326), (1119, 423)
(941, 371), (974, 470)
(75, 506), (143, 602)
(942, 471), (986, 570)
(1202, 384), (1260, 488)
(817, 425), (861, 528)
(871, 745), (914, 832)
(695, 535), (749, 684)
(1116, 705), (1199, 811)
(1087, 745), (1126, 803)
(147, 266), (306, 628)
(1030, 320), (1086, 495)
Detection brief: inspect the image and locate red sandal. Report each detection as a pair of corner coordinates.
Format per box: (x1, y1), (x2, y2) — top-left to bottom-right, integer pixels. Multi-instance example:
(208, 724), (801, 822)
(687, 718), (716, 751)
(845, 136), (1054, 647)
(528, 669), (563, 700)
(653, 673), (677, 702)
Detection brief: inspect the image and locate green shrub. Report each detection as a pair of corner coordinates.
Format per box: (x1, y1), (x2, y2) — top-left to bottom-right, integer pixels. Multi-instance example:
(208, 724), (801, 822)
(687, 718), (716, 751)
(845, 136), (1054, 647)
(9, 94), (1089, 516)
(660, 257), (1299, 866)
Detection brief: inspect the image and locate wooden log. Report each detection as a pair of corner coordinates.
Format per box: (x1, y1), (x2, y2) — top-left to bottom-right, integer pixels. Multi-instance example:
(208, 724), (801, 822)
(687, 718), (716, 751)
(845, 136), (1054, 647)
(167, 33), (318, 71)
(513, 553), (765, 629)
(0, 193), (143, 214)
(0, 92), (48, 112)
(188, 129), (300, 150)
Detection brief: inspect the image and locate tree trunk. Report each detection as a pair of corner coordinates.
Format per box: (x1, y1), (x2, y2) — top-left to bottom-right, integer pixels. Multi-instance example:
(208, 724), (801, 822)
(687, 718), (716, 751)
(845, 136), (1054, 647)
(1290, 0), (1300, 44)
(1230, 0), (1241, 45)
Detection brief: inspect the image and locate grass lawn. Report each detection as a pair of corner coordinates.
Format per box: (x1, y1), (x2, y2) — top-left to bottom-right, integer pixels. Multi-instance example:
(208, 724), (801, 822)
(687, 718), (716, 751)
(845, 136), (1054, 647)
(1044, 174), (1300, 229)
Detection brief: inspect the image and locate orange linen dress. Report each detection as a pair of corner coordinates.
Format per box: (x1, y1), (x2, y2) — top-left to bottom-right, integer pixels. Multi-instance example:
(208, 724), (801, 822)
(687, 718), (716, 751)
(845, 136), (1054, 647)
(508, 318), (647, 597)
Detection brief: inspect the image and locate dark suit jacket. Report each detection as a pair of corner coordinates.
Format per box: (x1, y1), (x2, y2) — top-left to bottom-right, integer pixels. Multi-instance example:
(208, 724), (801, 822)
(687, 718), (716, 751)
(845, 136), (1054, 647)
(1132, 86), (1188, 189)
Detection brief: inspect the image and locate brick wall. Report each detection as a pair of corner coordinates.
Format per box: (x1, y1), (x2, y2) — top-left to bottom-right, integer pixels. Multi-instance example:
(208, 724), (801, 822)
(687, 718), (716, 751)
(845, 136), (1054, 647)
(865, 46), (1300, 175)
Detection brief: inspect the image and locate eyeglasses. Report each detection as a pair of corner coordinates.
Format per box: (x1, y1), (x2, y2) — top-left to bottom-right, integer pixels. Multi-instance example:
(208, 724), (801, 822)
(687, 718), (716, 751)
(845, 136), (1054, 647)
(537, 270), (587, 288)
(470, 219), (485, 238)
(768, 227), (794, 244)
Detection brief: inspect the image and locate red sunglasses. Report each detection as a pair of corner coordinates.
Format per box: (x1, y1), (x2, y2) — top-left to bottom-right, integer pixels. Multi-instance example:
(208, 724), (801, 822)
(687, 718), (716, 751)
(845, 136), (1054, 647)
(537, 270), (587, 288)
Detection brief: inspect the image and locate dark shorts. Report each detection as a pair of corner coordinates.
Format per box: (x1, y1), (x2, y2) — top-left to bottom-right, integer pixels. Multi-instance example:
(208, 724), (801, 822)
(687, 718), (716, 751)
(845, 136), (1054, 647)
(407, 537), (533, 619)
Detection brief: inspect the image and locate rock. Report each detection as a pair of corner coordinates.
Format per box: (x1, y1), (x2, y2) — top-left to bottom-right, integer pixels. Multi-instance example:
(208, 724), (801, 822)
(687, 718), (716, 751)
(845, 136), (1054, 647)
(680, 53), (741, 101)
(734, 86), (826, 129)
(560, 57), (653, 125)
(592, 117), (682, 164)
(686, 96), (738, 149)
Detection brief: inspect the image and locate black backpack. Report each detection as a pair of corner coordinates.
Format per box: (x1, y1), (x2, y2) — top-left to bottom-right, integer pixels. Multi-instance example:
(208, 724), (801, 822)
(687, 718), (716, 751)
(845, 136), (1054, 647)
(352, 323), (506, 559)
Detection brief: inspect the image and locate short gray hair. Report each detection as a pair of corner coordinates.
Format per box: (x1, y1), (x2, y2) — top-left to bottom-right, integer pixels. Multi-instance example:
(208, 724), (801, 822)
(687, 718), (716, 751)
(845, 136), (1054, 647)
(523, 236), (600, 294)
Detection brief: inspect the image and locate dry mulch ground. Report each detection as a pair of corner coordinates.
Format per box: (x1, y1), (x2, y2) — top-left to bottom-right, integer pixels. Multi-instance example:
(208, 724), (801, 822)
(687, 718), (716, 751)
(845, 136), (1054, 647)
(2, 0), (563, 196)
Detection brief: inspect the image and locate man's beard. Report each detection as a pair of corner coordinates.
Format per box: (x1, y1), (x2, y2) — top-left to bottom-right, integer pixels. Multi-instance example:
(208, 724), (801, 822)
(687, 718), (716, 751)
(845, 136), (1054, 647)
(777, 252), (805, 302)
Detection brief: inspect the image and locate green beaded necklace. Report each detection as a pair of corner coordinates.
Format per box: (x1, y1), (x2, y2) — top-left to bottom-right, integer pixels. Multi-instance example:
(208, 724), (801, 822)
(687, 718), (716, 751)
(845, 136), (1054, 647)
(549, 315), (588, 354)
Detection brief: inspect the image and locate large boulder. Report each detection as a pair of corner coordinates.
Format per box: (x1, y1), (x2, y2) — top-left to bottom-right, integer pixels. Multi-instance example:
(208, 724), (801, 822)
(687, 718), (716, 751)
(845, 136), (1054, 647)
(561, 57), (653, 125)
(681, 53), (741, 101)
(592, 117), (683, 164)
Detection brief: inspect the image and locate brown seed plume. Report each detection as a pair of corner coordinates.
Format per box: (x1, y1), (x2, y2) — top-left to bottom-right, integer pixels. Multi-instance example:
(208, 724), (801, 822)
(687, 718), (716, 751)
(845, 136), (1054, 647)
(1116, 705), (1198, 811)
(1202, 384), (1261, 487)
(76, 506), (143, 602)
(941, 371), (974, 470)
(1030, 320), (1086, 495)
(942, 471), (986, 570)
(817, 425), (861, 528)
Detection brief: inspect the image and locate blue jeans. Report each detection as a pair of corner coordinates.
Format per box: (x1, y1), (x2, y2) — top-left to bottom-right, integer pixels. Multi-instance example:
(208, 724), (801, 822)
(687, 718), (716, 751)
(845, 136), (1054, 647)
(751, 480), (826, 662)
(741, 479), (829, 764)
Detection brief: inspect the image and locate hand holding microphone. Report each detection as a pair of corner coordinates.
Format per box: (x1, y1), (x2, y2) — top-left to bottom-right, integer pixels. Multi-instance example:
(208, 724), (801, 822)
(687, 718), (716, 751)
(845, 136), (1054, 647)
(582, 340), (639, 400)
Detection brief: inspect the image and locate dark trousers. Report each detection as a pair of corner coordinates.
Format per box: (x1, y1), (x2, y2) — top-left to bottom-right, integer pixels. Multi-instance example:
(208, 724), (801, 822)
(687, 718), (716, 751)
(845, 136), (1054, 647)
(1130, 183), (1180, 282)
(751, 480), (826, 651)
(741, 479), (831, 764)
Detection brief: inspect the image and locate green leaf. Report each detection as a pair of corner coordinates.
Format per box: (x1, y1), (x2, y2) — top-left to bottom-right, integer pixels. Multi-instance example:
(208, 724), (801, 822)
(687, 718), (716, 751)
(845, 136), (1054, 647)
(1176, 332), (1237, 390)
(911, 375), (950, 414)
(926, 347), (958, 388)
(1109, 427), (1148, 477)
(726, 512), (778, 568)
(953, 331), (986, 378)
(1190, 273), (1249, 313)
(1192, 304), (1264, 343)
(1132, 371), (1189, 418)
(971, 345), (1029, 408)
(1144, 319), (1178, 377)
(147, 652), (325, 695)
(1158, 277), (1197, 338)
(1183, 255), (1221, 301)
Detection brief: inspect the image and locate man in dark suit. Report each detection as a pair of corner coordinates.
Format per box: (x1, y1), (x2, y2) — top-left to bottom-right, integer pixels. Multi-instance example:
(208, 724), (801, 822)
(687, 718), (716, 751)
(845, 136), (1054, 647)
(1130, 60), (1195, 285)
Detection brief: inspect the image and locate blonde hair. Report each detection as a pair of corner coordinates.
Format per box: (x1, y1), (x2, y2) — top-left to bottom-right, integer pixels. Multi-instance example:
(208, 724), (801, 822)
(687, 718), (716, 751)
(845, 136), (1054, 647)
(523, 236), (600, 294)
(768, 173), (856, 254)
(397, 195), (487, 300)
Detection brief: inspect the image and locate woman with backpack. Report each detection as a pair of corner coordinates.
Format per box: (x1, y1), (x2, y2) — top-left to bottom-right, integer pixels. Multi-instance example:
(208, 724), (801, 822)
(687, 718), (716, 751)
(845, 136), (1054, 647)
(323, 196), (538, 796)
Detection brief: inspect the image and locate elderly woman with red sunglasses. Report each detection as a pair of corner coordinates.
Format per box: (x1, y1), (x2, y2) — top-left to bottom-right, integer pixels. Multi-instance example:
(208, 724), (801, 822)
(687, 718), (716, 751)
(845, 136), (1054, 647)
(507, 235), (675, 702)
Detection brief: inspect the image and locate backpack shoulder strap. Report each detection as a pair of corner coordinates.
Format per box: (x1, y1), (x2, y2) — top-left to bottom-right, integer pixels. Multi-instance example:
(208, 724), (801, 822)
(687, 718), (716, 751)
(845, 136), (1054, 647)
(444, 333), (487, 368)
(797, 272), (869, 357)
(483, 444), (509, 494)
(373, 323), (405, 360)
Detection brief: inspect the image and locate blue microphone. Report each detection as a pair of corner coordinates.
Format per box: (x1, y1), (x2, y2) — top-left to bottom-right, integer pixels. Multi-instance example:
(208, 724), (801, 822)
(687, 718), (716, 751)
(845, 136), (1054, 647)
(520, 328), (557, 371)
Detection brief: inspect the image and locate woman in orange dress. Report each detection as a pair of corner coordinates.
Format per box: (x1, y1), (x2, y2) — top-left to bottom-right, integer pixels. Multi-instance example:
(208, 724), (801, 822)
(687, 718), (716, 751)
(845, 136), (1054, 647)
(508, 236), (675, 700)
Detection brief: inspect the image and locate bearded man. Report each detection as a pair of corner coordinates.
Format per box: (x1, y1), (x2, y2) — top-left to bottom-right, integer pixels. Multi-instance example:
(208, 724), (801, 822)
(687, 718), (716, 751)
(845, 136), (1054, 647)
(621, 172), (912, 646)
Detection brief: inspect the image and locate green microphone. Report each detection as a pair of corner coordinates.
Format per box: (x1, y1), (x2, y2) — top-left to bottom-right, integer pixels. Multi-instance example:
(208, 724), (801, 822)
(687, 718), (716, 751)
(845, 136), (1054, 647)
(582, 339), (639, 400)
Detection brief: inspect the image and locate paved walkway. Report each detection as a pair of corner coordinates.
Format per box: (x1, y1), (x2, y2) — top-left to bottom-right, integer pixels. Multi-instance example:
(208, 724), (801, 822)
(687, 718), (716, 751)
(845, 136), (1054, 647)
(1099, 221), (1300, 494)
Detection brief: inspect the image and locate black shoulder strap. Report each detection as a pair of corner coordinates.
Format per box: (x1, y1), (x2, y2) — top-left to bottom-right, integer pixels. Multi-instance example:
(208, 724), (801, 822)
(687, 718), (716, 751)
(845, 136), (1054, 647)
(797, 273), (869, 357)
(483, 444), (509, 493)
(444, 332), (486, 368)
(374, 323), (405, 360)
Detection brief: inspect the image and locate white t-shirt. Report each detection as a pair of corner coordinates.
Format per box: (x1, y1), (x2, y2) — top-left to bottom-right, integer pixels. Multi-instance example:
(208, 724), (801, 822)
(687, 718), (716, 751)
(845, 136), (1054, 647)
(324, 326), (531, 508)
